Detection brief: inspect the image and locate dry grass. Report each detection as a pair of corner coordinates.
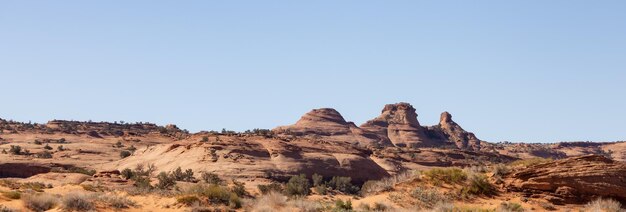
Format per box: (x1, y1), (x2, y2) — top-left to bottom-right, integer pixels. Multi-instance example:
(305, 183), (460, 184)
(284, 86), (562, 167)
(509, 158), (552, 167)
(0, 205), (19, 212)
(1, 190), (21, 199)
(361, 171), (420, 196)
(95, 193), (136, 209)
(23, 193), (58, 212)
(62, 193), (95, 211)
(249, 192), (288, 212)
(584, 198), (622, 212)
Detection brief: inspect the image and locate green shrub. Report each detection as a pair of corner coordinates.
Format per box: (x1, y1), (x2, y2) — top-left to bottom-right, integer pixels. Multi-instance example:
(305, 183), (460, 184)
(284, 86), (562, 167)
(9, 145), (22, 155)
(185, 184), (241, 208)
(201, 172), (222, 185)
(334, 199), (353, 211)
(285, 174), (310, 196)
(176, 195), (200, 206)
(121, 168), (134, 180)
(156, 171), (176, 189)
(62, 193), (95, 211)
(329, 176), (359, 194)
(423, 168), (467, 185)
(36, 150), (52, 158)
(21, 182), (47, 192)
(171, 167), (195, 182)
(314, 185), (328, 195)
(461, 173), (495, 197)
(1, 190), (21, 199)
(120, 150), (132, 158)
(231, 180), (247, 197)
(258, 183), (283, 194)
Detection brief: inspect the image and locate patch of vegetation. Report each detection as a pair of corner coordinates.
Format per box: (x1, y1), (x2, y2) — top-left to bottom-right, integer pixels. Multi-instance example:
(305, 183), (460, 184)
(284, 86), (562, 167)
(328, 176), (359, 194)
(23, 193), (58, 212)
(201, 172), (222, 185)
(461, 173), (495, 197)
(285, 174), (311, 197)
(258, 183), (283, 194)
(62, 193), (95, 212)
(21, 182), (48, 192)
(584, 198), (622, 212)
(9, 145), (23, 155)
(177, 195), (201, 206)
(171, 167), (196, 182)
(496, 202), (523, 212)
(1, 190), (21, 199)
(0, 205), (18, 212)
(36, 150), (52, 158)
(95, 193), (136, 209)
(423, 168), (467, 185)
(334, 199), (353, 211)
(509, 158), (552, 167)
(120, 150), (132, 158)
(43, 144), (52, 150)
(230, 180), (247, 197)
(184, 183), (242, 208)
(156, 171), (177, 189)
(411, 187), (449, 208)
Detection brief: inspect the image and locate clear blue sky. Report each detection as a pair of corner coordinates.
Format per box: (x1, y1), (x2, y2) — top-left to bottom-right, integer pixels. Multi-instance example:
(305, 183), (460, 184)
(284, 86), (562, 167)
(1, 1), (625, 142)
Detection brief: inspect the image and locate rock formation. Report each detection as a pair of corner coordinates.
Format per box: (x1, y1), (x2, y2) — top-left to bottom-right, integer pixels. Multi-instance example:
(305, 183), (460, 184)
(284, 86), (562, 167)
(435, 111), (481, 150)
(506, 155), (626, 204)
(361, 103), (433, 147)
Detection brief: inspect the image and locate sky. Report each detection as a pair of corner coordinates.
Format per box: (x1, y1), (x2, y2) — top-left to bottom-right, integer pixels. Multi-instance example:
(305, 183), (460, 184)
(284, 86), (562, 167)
(1, 1), (625, 142)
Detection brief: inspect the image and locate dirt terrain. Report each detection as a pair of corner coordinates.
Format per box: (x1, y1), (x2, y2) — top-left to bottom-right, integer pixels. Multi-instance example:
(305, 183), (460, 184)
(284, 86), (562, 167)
(1, 102), (625, 211)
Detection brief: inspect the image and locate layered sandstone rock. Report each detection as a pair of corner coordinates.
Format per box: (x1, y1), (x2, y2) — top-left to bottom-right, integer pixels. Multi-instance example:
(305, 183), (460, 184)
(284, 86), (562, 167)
(273, 108), (390, 147)
(361, 103), (433, 147)
(436, 112), (481, 150)
(506, 155), (626, 204)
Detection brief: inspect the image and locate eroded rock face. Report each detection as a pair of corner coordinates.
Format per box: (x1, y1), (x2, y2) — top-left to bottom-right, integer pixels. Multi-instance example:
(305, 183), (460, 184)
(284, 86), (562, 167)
(436, 112), (481, 150)
(506, 155), (626, 204)
(273, 108), (390, 147)
(361, 103), (432, 147)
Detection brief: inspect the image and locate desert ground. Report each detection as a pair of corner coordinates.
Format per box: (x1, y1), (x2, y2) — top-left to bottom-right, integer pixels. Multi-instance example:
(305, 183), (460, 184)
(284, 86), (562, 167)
(1, 103), (624, 211)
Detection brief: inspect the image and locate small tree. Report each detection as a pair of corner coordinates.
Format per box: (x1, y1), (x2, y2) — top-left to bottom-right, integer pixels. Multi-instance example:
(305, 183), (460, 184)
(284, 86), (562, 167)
(9, 145), (22, 155)
(156, 172), (176, 189)
(121, 168), (134, 180)
(285, 174), (310, 196)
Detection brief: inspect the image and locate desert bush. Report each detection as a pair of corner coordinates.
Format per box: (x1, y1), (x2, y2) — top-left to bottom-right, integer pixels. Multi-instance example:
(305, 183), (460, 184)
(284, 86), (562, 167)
(288, 198), (323, 212)
(1, 190), (21, 199)
(80, 184), (104, 192)
(201, 172), (222, 185)
(172, 167), (195, 182)
(95, 193), (136, 209)
(492, 164), (510, 178)
(0, 206), (18, 212)
(411, 187), (448, 208)
(57, 145), (65, 151)
(62, 193), (95, 211)
(285, 174), (310, 196)
(34, 140), (42, 145)
(231, 180), (247, 197)
(43, 144), (52, 150)
(200, 136), (209, 142)
(334, 199), (353, 211)
(361, 171), (419, 196)
(23, 193), (58, 212)
(258, 183), (283, 194)
(177, 195), (201, 206)
(314, 185), (328, 195)
(312, 173), (324, 186)
(250, 192), (288, 211)
(461, 173), (495, 197)
(584, 198), (622, 212)
(466, 165), (487, 173)
(431, 202), (455, 212)
(9, 145), (22, 155)
(509, 158), (552, 167)
(423, 168), (467, 185)
(156, 171), (177, 189)
(496, 202), (524, 212)
(126, 145), (137, 153)
(36, 150), (52, 158)
(21, 182), (47, 192)
(121, 168), (134, 179)
(120, 150), (131, 158)
(329, 176), (359, 194)
(185, 183), (241, 208)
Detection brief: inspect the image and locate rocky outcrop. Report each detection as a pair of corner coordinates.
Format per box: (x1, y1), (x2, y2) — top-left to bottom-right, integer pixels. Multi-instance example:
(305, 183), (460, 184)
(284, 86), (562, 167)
(361, 103), (433, 147)
(435, 112), (481, 150)
(273, 108), (390, 147)
(506, 155), (626, 204)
